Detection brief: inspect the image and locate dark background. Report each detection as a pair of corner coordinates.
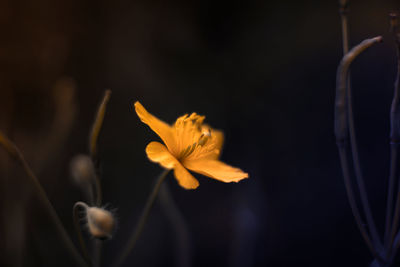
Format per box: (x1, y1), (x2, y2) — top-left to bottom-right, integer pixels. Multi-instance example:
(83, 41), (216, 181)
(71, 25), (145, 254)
(1, 0), (400, 266)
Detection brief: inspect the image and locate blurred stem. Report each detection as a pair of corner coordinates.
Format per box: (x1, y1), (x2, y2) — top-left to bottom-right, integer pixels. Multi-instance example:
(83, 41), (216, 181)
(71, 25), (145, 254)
(390, 230), (400, 262)
(73, 202), (92, 266)
(386, 145), (398, 248)
(338, 145), (379, 259)
(114, 169), (170, 267)
(93, 174), (102, 207)
(388, 14), (400, 259)
(335, 36), (383, 260)
(339, 0), (349, 53)
(159, 182), (192, 267)
(89, 89), (111, 160)
(0, 131), (88, 267)
(338, 0), (382, 250)
(89, 89), (112, 207)
(89, 89), (112, 266)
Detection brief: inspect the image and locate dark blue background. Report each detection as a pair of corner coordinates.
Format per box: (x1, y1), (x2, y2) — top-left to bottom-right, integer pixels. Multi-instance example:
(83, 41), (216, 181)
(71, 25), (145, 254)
(1, 0), (400, 266)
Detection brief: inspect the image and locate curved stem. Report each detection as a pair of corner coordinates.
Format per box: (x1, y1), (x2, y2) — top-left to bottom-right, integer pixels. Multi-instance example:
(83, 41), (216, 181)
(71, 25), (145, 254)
(0, 131), (88, 267)
(159, 182), (192, 267)
(114, 169), (170, 267)
(390, 230), (400, 262)
(387, 14), (400, 258)
(89, 90), (111, 206)
(347, 54), (383, 250)
(73, 202), (92, 266)
(88, 89), (111, 266)
(335, 36), (383, 142)
(337, 145), (379, 259)
(386, 145), (398, 248)
(89, 90), (112, 160)
(335, 36), (384, 250)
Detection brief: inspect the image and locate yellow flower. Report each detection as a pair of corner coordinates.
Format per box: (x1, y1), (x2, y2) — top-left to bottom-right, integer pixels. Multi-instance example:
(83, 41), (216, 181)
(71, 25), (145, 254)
(135, 101), (249, 189)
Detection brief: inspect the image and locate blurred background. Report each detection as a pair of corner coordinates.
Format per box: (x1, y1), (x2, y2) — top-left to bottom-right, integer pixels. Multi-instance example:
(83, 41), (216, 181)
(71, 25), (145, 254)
(1, 0), (400, 266)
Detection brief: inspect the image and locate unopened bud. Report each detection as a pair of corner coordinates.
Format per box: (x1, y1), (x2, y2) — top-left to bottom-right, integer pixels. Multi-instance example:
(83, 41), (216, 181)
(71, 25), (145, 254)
(70, 154), (95, 185)
(87, 207), (115, 240)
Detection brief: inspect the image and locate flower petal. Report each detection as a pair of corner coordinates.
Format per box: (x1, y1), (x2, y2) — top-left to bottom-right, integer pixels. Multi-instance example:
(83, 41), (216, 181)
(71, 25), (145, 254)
(183, 158), (248, 183)
(213, 129), (224, 151)
(173, 162), (199, 190)
(209, 129), (224, 159)
(146, 141), (199, 189)
(135, 101), (175, 152)
(145, 141), (176, 169)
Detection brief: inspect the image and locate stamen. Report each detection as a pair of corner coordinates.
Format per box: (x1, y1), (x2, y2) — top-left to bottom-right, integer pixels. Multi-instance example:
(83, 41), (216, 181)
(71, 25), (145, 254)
(198, 129), (211, 146)
(179, 143), (197, 159)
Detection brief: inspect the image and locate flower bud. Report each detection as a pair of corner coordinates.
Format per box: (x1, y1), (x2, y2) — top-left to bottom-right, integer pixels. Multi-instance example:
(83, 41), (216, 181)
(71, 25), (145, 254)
(86, 207), (115, 240)
(70, 154), (95, 185)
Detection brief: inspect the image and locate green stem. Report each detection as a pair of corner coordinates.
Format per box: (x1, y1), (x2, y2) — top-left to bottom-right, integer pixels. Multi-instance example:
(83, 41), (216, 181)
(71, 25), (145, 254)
(159, 182), (192, 267)
(89, 90), (112, 160)
(0, 131), (88, 267)
(114, 169), (170, 267)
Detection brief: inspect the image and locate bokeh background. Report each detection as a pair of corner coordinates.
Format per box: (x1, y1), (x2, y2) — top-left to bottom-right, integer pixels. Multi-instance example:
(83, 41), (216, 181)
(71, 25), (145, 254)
(1, 0), (400, 266)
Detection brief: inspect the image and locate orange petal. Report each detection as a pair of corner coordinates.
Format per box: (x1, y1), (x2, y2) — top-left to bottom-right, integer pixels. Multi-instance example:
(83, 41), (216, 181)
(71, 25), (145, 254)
(173, 162), (199, 190)
(183, 158), (248, 183)
(146, 141), (199, 189)
(211, 129), (224, 159)
(135, 101), (176, 152)
(145, 142), (177, 169)
(213, 130), (224, 151)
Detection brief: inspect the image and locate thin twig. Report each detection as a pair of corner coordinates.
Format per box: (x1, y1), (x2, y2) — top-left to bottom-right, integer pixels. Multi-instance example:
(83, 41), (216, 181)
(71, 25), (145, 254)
(0, 131), (88, 267)
(89, 89), (111, 207)
(390, 230), (400, 262)
(89, 89), (112, 160)
(339, 0), (350, 53)
(159, 182), (192, 267)
(337, 1), (383, 249)
(114, 169), (170, 267)
(387, 14), (400, 257)
(337, 146), (379, 259)
(335, 36), (383, 257)
(88, 89), (112, 266)
(335, 36), (383, 142)
(73, 202), (93, 266)
(386, 145), (399, 247)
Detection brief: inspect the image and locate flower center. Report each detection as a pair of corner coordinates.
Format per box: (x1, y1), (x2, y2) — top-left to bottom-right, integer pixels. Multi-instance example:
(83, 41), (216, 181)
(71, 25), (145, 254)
(178, 128), (211, 160)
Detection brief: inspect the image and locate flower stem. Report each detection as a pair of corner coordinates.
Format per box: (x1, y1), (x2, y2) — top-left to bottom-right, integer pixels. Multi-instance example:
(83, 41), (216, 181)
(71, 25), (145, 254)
(387, 14), (400, 259)
(114, 169), (170, 267)
(335, 36), (383, 259)
(337, 145), (378, 259)
(389, 230), (400, 262)
(386, 145), (398, 247)
(0, 131), (88, 267)
(159, 182), (192, 267)
(338, 0), (382, 250)
(88, 89), (112, 267)
(89, 89), (112, 206)
(73, 202), (92, 266)
(89, 89), (112, 160)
